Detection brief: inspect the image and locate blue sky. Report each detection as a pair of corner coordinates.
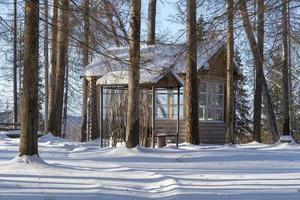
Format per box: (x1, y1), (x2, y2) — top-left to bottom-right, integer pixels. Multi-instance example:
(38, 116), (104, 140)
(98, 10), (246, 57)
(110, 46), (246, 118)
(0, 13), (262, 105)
(0, 0), (185, 112)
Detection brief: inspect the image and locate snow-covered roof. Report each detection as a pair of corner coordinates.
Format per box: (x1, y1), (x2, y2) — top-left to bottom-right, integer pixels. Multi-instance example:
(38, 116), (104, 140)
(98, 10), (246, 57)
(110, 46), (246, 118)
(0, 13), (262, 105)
(96, 67), (184, 88)
(82, 40), (225, 77)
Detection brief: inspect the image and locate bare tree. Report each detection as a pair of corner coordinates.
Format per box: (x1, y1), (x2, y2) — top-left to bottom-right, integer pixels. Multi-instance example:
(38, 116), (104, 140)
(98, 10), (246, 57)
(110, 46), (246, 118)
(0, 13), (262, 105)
(225, 0), (234, 144)
(185, 0), (199, 144)
(239, 0), (278, 142)
(13, 0), (18, 127)
(281, 0), (290, 136)
(81, 0), (89, 142)
(147, 0), (156, 45)
(47, 0), (58, 134)
(19, 0), (39, 156)
(126, 0), (141, 148)
(44, 0), (49, 132)
(49, 0), (70, 137)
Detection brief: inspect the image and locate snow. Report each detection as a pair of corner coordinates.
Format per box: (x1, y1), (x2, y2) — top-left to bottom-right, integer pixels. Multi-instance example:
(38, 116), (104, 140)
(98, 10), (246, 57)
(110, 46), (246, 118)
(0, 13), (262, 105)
(1, 133), (300, 199)
(96, 68), (183, 87)
(82, 41), (225, 78)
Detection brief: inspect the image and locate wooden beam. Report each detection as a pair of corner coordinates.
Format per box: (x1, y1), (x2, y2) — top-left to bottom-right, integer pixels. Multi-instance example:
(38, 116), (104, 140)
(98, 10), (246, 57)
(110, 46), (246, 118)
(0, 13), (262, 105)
(152, 86), (156, 148)
(176, 87), (180, 148)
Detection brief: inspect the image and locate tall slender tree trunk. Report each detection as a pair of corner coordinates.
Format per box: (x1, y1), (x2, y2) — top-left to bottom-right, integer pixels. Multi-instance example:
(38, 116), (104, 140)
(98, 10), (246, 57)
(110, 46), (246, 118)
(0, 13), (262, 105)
(281, 0), (290, 136)
(62, 63), (69, 138)
(185, 0), (199, 144)
(13, 0), (18, 127)
(147, 0), (156, 45)
(81, 0), (89, 142)
(239, 0), (278, 142)
(19, 0), (39, 156)
(49, 0), (70, 137)
(287, 2), (292, 134)
(44, 0), (49, 132)
(226, 0), (234, 144)
(47, 0), (58, 134)
(104, 0), (121, 47)
(126, 0), (141, 148)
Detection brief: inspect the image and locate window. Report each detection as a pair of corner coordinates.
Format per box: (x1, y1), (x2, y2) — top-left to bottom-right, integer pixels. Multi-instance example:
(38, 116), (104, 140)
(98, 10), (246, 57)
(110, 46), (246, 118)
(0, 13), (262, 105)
(156, 89), (184, 119)
(199, 82), (224, 121)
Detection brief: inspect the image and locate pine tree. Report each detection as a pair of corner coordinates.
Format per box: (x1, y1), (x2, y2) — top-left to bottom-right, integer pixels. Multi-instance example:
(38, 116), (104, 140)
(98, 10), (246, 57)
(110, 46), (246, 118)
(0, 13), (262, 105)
(234, 51), (252, 140)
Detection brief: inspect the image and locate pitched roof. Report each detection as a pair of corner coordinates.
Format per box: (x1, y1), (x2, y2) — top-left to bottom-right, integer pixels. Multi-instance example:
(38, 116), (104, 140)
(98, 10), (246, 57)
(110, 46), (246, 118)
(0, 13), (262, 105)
(82, 40), (225, 78)
(96, 67), (184, 88)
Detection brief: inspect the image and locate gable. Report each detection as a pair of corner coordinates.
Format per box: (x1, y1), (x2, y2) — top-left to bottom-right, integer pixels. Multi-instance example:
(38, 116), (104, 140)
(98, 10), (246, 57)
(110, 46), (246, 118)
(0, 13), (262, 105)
(199, 47), (227, 80)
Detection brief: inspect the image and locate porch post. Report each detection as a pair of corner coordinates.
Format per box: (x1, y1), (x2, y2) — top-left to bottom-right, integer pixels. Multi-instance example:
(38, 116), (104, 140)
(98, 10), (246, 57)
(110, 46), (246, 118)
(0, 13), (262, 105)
(100, 86), (103, 148)
(176, 86), (180, 148)
(90, 77), (100, 140)
(152, 86), (156, 148)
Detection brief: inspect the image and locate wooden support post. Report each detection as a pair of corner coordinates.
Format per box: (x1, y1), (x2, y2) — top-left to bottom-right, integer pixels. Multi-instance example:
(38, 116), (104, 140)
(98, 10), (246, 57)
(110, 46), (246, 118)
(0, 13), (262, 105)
(100, 86), (103, 148)
(152, 86), (156, 148)
(176, 87), (180, 148)
(90, 77), (99, 140)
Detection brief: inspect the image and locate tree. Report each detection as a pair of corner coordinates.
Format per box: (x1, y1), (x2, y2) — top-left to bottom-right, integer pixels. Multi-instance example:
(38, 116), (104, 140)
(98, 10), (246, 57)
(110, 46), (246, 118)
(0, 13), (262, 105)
(19, 0), (39, 156)
(234, 51), (252, 139)
(48, 0), (70, 137)
(126, 0), (141, 148)
(281, 0), (290, 136)
(81, 0), (89, 142)
(147, 0), (156, 45)
(239, 0), (278, 142)
(44, 0), (49, 132)
(225, 0), (235, 144)
(185, 0), (199, 144)
(13, 0), (18, 127)
(47, 0), (58, 134)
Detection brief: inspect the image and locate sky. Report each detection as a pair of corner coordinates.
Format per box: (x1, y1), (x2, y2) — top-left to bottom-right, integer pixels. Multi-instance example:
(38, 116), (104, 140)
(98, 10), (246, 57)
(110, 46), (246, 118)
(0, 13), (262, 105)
(0, 0), (184, 112)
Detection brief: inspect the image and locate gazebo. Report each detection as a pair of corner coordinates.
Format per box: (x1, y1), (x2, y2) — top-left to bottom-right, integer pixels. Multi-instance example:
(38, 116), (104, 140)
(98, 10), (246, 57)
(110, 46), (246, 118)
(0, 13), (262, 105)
(96, 66), (184, 148)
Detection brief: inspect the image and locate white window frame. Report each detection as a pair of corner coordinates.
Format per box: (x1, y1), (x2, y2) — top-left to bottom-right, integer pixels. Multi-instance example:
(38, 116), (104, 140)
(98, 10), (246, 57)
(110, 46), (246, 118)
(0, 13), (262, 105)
(199, 81), (224, 122)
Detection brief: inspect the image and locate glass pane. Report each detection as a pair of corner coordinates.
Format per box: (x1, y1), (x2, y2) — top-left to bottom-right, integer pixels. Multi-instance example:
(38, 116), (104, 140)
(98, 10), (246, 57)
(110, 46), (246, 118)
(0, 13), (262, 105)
(216, 109), (223, 121)
(199, 107), (204, 119)
(216, 84), (223, 94)
(208, 83), (215, 94)
(208, 93), (216, 106)
(216, 95), (223, 108)
(208, 108), (215, 120)
(200, 82), (207, 93)
(200, 94), (207, 106)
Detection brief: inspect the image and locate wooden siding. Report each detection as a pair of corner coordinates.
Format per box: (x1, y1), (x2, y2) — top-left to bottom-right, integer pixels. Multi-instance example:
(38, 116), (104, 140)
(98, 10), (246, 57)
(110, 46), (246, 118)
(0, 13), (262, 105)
(155, 119), (226, 144)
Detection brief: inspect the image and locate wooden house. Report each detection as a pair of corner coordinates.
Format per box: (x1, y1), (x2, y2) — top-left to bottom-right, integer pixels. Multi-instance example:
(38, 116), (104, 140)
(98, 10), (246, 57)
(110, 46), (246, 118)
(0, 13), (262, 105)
(82, 40), (240, 145)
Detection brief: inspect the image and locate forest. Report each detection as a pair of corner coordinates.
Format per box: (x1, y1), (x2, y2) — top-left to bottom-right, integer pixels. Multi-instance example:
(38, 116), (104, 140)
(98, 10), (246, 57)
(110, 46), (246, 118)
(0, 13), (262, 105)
(0, 0), (300, 199)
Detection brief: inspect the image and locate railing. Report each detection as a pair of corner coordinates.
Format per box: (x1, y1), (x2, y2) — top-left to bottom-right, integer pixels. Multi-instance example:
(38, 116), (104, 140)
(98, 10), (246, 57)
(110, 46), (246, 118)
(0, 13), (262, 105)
(0, 123), (21, 131)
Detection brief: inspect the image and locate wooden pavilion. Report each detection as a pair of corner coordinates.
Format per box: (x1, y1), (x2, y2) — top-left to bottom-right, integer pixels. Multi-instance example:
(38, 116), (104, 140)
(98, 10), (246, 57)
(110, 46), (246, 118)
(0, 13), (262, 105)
(82, 40), (240, 146)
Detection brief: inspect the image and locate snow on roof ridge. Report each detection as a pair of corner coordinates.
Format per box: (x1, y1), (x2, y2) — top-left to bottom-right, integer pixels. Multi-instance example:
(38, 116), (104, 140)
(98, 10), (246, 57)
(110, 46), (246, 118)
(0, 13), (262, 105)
(82, 40), (225, 77)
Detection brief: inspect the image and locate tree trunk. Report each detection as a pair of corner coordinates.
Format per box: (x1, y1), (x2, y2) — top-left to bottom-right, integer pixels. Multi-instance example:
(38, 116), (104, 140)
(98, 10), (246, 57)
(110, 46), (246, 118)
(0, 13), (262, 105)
(49, 0), (70, 137)
(62, 63), (69, 138)
(239, 0), (278, 142)
(81, 0), (89, 142)
(13, 0), (18, 127)
(19, 0), (39, 156)
(47, 0), (58, 134)
(104, 0), (121, 47)
(126, 0), (141, 148)
(185, 0), (199, 144)
(147, 0), (156, 45)
(44, 0), (49, 132)
(281, 0), (290, 135)
(225, 0), (234, 144)
(262, 76), (278, 141)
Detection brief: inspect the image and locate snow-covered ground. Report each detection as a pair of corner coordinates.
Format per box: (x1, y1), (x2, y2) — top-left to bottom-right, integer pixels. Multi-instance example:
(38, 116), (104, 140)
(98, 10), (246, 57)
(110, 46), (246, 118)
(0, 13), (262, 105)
(1, 132), (300, 200)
